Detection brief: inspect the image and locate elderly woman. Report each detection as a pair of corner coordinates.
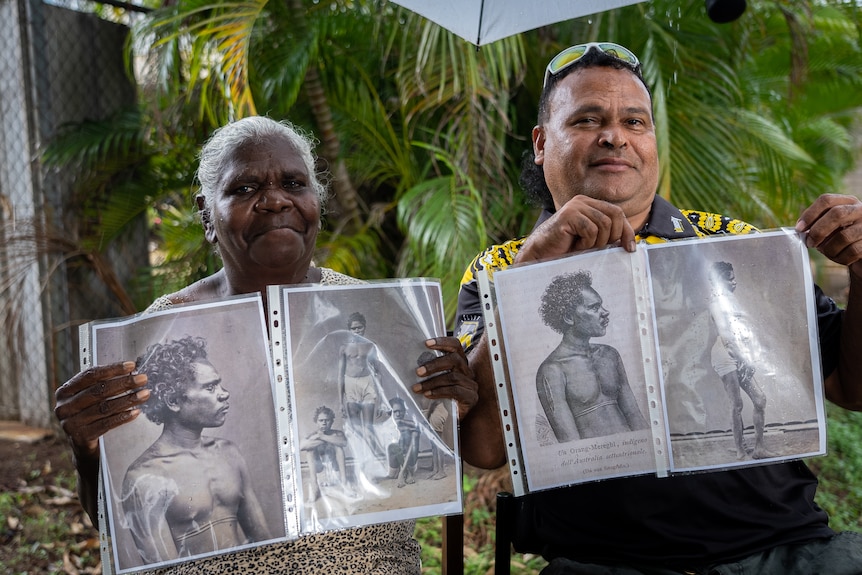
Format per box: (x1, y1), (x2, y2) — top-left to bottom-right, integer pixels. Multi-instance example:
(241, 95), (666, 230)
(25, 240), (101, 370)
(53, 116), (477, 574)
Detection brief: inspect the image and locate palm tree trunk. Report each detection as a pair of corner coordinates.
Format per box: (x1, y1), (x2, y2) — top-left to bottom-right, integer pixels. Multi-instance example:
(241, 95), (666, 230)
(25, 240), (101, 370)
(286, 0), (362, 234)
(780, 4), (809, 104)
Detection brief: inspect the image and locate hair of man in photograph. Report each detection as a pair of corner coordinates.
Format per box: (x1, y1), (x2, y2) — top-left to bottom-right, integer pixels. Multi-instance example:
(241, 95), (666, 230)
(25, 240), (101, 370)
(137, 336), (209, 425)
(347, 312), (367, 328)
(711, 261), (734, 282)
(314, 404), (337, 422)
(539, 270), (594, 334)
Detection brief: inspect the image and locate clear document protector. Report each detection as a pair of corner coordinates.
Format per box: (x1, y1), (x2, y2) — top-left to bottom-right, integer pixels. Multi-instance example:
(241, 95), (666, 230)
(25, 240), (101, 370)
(83, 279), (461, 574)
(478, 230), (825, 496)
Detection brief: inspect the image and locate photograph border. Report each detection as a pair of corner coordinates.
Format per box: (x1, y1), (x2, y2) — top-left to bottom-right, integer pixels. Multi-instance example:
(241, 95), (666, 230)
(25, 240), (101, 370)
(272, 279), (463, 533)
(646, 229), (826, 473)
(91, 295), (285, 574)
(483, 229), (826, 494)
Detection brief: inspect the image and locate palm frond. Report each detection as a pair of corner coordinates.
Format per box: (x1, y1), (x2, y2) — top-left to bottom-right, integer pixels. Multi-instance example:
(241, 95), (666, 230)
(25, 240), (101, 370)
(134, 0), (267, 122)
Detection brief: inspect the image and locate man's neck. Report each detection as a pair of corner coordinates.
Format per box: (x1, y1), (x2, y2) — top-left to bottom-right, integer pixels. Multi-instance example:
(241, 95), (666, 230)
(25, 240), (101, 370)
(160, 423), (205, 450)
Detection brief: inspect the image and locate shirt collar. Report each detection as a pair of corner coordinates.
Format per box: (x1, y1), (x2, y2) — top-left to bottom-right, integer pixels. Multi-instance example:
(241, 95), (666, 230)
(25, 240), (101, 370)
(639, 196), (698, 239)
(534, 195), (698, 240)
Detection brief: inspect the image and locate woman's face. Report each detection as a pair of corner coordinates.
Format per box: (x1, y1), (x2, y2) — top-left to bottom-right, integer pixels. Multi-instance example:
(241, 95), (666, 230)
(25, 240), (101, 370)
(203, 135), (321, 284)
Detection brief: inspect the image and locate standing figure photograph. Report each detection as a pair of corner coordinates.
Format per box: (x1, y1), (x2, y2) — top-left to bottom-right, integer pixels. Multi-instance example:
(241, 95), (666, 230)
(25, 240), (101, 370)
(708, 261), (777, 461)
(282, 279), (465, 530)
(338, 312), (388, 458)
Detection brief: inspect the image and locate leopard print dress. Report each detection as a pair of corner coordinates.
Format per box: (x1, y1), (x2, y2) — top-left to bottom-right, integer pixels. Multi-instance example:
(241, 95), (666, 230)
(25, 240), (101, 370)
(142, 268), (421, 574)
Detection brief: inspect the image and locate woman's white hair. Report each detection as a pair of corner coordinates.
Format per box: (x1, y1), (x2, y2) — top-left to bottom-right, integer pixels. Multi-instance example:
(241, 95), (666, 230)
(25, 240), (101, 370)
(195, 116), (328, 212)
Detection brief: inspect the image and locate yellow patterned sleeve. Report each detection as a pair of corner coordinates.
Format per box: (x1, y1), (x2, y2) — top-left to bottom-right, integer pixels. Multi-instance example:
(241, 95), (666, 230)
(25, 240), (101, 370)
(681, 210), (758, 236)
(456, 238), (526, 351)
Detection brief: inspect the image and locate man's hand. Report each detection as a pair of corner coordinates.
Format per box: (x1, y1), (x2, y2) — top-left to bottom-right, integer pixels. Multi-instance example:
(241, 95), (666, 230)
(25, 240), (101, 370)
(797, 194), (862, 276)
(798, 194), (862, 410)
(515, 195), (637, 264)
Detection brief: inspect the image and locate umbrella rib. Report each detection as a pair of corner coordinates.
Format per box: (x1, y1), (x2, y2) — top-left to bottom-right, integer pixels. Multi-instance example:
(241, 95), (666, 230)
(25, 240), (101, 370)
(476, 0), (485, 45)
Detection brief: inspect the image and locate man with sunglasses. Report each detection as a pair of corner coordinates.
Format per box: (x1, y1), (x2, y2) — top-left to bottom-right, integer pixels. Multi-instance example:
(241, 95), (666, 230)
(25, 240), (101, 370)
(446, 42), (862, 574)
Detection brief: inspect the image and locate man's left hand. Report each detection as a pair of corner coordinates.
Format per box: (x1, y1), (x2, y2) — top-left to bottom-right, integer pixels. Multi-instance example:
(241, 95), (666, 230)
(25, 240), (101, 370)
(797, 194), (862, 276)
(799, 194), (862, 410)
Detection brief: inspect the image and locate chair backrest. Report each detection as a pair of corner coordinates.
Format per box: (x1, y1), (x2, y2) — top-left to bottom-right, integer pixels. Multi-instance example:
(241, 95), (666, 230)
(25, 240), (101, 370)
(441, 495), (522, 574)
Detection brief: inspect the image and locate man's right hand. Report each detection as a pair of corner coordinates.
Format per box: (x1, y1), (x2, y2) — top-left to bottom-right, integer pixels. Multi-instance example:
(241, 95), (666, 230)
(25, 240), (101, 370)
(514, 195), (637, 264)
(54, 361), (149, 460)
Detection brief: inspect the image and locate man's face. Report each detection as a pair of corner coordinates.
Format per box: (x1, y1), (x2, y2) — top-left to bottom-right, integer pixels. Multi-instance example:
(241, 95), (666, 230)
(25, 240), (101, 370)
(392, 403), (406, 420)
(722, 270), (737, 292)
(568, 287), (610, 338)
(533, 67), (658, 227)
(316, 412), (334, 433)
(348, 320), (366, 337)
(176, 360), (230, 429)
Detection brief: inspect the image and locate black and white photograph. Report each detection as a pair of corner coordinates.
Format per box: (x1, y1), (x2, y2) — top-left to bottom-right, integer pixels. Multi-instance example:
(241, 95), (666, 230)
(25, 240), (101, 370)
(492, 249), (659, 492)
(484, 229), (826, 495)
(274, 279), (462, 532)
(647, 230), (826, 472)
(91, 296), (285, 574)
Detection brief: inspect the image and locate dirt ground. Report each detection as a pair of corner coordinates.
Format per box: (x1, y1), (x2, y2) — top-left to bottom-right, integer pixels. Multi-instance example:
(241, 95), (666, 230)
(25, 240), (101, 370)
(0, 434), (69, 488)
(0, 434), (102, 574)
(670, 425), (822, 469)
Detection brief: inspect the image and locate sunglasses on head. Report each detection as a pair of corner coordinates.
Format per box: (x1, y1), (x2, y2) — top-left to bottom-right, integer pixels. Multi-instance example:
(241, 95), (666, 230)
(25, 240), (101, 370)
(543, 42), (640, 87)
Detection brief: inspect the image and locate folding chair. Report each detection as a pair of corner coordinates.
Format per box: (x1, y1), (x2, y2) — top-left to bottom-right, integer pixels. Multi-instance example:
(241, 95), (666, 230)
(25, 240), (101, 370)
(495, 491), (543, 575)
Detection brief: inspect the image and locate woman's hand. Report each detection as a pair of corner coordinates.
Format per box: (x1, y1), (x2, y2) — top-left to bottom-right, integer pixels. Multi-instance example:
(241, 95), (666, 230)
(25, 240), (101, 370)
(54, 361), (150, 460)
(413, 337), (478, 420)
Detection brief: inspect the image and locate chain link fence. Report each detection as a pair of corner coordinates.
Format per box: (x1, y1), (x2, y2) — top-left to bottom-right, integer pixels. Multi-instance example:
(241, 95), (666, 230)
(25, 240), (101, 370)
(0, 0), (147, 429)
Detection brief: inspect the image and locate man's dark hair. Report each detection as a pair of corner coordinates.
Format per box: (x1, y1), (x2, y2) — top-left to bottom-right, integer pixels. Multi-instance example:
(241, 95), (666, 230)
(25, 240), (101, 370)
(521, 47), (653, 212)
(539, 270), (594, 334)
(347, 312), (366, 328)
(417, 350), (437, 366)
(711, 261), (734, 281)
(520, 150), (556, 211)
(136, 336), (209, 425)
(314, 405), (336, 421)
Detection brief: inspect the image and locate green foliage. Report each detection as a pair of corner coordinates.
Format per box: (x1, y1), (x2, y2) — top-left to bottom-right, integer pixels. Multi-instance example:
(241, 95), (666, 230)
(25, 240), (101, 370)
(0, 467), (100, 574)
(42, 109), (153, 250)
(415, 472), (549, 574)
(396, 143), (488, 317)
(38, 104), (217, 311)
(810, 404), (862, 532)
(37, 0), (862, 324)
